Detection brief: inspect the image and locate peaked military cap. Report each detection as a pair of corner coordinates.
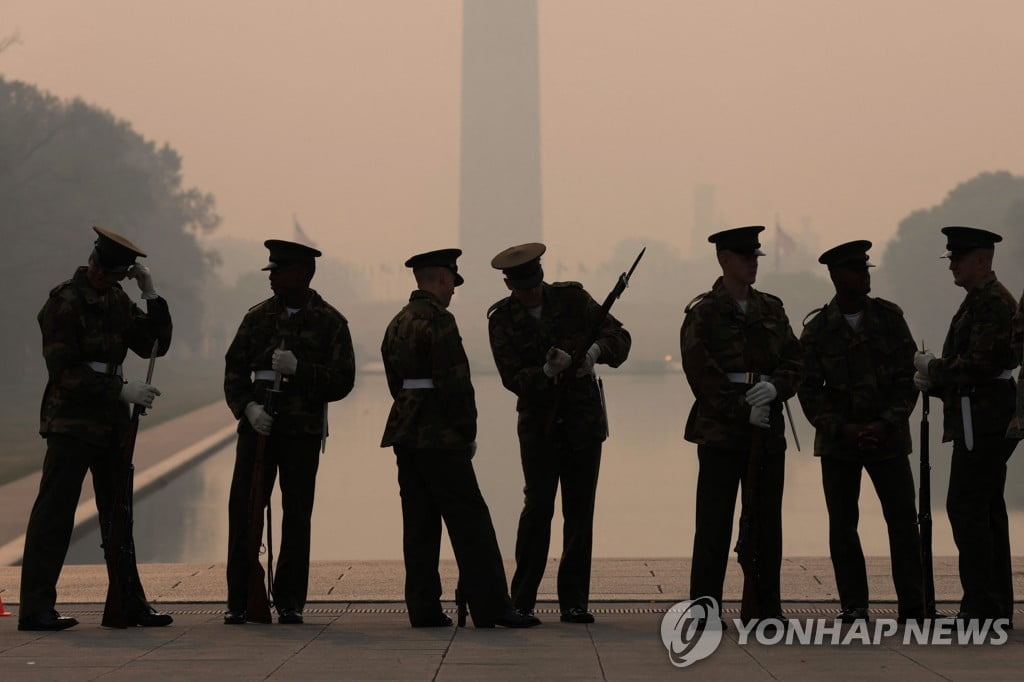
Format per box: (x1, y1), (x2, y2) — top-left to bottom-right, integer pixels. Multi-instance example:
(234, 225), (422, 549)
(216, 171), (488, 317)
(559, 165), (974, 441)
(92, 226), (146, 273)
(940, 226), (1002, 258)
(491, 242), (546, 289)
(404, 248), (464, 286)
(707, 226), (766, 255)
(262, 239), (322, 271)
(818, 240), (875, 268)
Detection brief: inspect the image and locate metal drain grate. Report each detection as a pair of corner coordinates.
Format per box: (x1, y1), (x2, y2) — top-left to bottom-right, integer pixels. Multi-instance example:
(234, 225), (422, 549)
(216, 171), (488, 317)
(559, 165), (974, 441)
(52, 603), (1022, 618)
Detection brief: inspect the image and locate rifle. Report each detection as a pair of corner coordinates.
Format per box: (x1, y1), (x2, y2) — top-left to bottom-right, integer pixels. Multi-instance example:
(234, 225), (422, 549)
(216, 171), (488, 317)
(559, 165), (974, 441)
(918, 341), (936, 617)
(543, 247), (645, 436)
(102, 340), (159, 628)
(245, 341), (284, 624)
(735, 428), (764, 622)
(455, 582), (467, 627)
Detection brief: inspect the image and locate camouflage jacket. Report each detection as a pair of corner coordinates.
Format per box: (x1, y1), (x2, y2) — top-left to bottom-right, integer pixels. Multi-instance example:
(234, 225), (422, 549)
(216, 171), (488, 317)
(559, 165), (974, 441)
(487, 281), (631, 445)
(1007, 290), (1024, 439)
(224, 290), (355, 437)
(798, 297), (917, 461)
(380, 290), (476, 449)
(38, 266), (172, 447)
(680, 278), (802, 453)
(927, 272), (1019, 442)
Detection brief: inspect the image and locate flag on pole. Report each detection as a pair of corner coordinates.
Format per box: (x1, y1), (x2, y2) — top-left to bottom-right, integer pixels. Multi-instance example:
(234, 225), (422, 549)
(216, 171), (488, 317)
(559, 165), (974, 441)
(293, 214), (317, 249)
(776, 222), (796, 256)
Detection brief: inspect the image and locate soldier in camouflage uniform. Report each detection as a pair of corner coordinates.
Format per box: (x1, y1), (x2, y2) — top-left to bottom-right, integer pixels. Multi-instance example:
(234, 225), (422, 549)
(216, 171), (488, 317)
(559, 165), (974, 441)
(19, 226), (172, 631)
(487, 243), (631, 624)
(798, 240), (924, 623)
(913, 226), (1020, 624)
(381, 248), (538, 629)
(1006, 290), (1024, 440)
(681, 226), (802, 622)
(223, 240), (355, 625)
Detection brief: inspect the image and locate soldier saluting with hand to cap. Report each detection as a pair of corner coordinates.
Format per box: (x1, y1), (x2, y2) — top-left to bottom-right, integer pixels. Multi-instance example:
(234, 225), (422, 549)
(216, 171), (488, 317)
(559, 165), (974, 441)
(912, 226), (1020, 625)
(19, 226), (172, 631)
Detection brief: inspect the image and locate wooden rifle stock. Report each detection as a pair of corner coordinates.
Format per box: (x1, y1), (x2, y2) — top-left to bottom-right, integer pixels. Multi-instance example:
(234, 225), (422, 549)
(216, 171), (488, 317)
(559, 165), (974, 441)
(245, 341), (285, 623)
(918, 351), (936, 617)
(735, 428), (764, 622)
(102, 340), (159, 628)
(542, 248), (644, 436)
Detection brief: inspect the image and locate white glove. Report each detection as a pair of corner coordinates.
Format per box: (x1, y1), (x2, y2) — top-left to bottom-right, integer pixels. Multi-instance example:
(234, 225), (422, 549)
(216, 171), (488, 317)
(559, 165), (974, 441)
(575, 343), (601, 377)
(749, 404), (770, 429)
(272, 349), (298, 376)
(244, 401), (273, 436)
(745, 381), (777, 407)
(120, 380), (160, 407)
(543, 347), (572, 378)
(913, 371), (931, 392)
(129, 263), (158, 300)
(914, 351), (935, 376)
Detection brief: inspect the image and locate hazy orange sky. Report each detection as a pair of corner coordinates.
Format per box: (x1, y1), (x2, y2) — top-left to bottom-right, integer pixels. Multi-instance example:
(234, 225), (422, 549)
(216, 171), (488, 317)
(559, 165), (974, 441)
(3, 0), (1023, 268)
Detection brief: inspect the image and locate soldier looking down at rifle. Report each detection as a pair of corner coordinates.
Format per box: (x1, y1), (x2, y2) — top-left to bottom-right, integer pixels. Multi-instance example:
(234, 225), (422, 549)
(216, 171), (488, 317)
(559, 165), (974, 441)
(223, 239), (355, 625)
(680, 226), (802, 626)
(913, 226), (1019, 626)
(19, 226), (172, 631)
(487, 242), (632, 624)
(798, 240), (925, 624)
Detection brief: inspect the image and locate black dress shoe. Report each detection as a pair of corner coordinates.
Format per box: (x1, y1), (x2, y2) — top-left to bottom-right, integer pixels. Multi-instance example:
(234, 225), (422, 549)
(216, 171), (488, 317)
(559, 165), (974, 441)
(560, 608), (595, 624)
(128, 607), (173, 627)
(278, 609), (304, 624)
(411, 613), (453, 628)
(224, 609), (247, 625)
(18, 611), (78, 632)
(838, 607), (870, 624)
(493, 608), (541, 628)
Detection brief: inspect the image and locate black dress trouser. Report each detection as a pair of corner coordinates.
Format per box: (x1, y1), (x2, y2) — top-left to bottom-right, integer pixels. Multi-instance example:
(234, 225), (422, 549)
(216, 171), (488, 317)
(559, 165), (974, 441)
(394, 445), (511, 626)
(20, 433), (150, 618)
(510, 430), (602, 613)
(690, 444), (785, 616)
(226, 426), (321, 613)
(947, 434), (1017, 620)
(820, 454), (925, 618)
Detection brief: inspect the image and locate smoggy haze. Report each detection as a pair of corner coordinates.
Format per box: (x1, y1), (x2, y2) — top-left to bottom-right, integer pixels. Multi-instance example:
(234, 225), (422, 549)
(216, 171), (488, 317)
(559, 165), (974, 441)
(2, 0), (1023, 267)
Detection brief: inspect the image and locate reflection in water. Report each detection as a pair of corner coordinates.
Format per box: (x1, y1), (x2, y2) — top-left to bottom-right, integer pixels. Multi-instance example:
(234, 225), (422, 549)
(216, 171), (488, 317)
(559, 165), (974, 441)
(66, 373), (1024, 563)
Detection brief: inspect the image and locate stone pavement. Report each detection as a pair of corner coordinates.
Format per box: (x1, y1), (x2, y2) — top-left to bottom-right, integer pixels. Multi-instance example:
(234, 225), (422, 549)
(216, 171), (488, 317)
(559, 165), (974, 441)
(0, 559), (1022, 680)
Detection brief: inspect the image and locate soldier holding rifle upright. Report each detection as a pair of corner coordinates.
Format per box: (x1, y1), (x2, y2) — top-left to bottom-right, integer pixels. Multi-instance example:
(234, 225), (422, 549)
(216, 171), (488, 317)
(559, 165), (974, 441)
(913, 227), (1020, 625)
(798, 240), (925, 624)
(223, 240), (355, 625)
(19, 226), (172, 631)
(680, 226), (801, 625)
(487, 243), (632, 624)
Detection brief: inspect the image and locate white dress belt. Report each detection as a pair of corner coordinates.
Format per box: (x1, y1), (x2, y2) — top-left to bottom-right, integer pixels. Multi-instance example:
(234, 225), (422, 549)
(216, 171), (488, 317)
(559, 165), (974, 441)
(402, 378), (435, 389)
(253, 370), (276, 382)
(725, 372), (769, 384)
(85, 361), (123, 376)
